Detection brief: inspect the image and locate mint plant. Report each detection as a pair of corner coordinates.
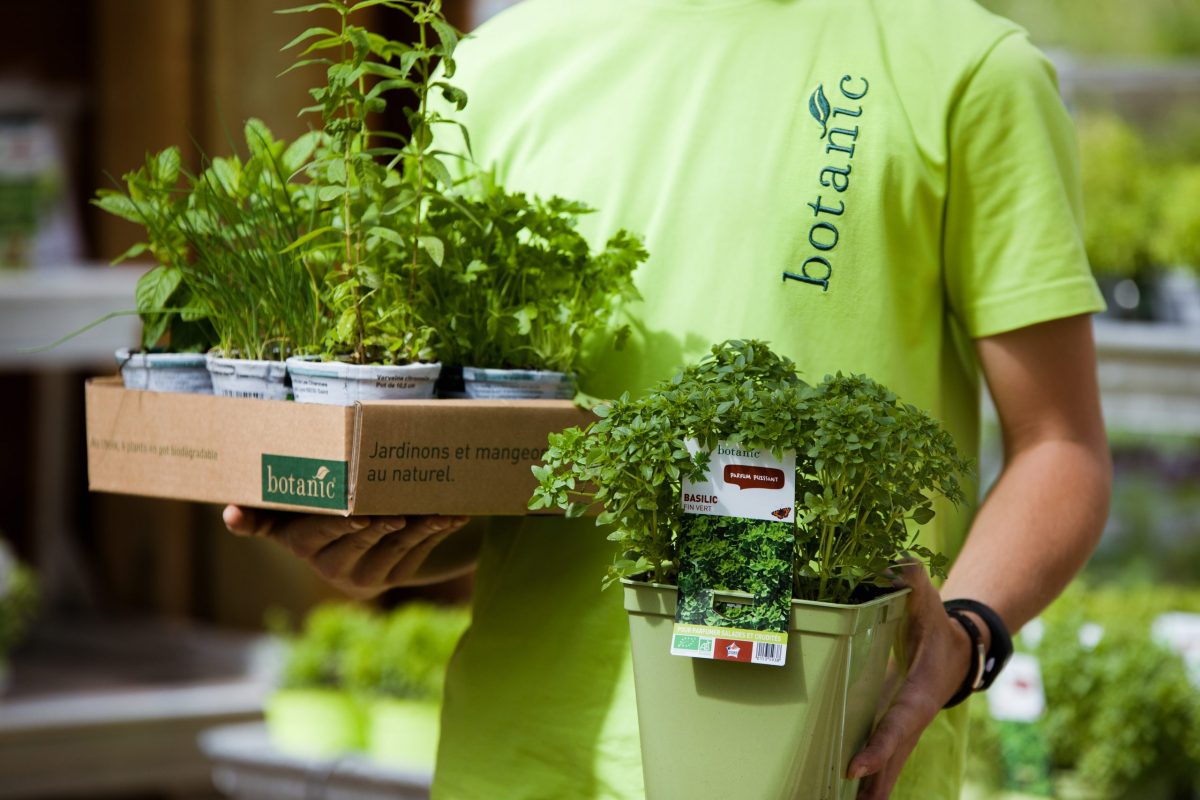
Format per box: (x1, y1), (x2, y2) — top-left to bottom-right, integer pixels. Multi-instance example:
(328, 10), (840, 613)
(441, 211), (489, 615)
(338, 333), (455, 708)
(426, 178), (646, 373)
(94, 121), (326, 360)
(282, 0), (468, 365)
(530, 340), (970, 604)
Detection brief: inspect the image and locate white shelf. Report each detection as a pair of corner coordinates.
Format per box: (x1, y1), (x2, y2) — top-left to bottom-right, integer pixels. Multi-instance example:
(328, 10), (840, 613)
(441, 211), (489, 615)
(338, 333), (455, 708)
(0, 264), (145, 369)
(1093, 320), (1200, 437)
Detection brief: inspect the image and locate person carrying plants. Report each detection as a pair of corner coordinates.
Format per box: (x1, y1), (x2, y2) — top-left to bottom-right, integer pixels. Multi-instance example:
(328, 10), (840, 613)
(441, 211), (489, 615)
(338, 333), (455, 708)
(225, 0), (1113, 797)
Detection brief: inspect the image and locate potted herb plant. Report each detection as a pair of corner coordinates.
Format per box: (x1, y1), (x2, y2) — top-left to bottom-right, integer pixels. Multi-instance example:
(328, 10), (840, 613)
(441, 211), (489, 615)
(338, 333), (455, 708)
(531, 340), (969, 799)
(281, 0), (464, 404)
(95, 120), (327, 400)
(424, 177), (646, 399)
(344, 602), (469, 768)
(94, 149), (218, 394)
(265, 603), (375, 757)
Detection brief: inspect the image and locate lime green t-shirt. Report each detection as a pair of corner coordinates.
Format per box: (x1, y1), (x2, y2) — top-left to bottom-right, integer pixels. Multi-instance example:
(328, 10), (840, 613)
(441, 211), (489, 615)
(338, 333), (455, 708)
(432, 1), (1104, 798)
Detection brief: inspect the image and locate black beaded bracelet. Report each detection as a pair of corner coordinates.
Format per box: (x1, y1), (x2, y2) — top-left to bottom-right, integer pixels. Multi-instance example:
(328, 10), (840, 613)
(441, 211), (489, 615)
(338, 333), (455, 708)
(944, 609), (986, 709)
(944, 598), (1014, 692)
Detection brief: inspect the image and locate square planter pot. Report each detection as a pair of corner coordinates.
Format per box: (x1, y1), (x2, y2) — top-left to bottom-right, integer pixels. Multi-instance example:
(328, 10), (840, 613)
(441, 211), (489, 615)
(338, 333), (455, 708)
(264, 688), (365, 758)
(365, 697), (441, 769)
(623, 579), (909, 800)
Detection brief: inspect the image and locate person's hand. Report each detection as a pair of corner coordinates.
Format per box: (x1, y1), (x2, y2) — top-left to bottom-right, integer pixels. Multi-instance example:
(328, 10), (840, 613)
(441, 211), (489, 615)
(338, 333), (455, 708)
(847, 562), (978, 799)
(222, 506), (471, 599)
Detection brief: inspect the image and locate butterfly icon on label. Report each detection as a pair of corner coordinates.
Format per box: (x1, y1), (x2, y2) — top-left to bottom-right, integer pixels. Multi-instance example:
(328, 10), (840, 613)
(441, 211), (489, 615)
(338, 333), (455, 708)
(771, 507), (792, 520)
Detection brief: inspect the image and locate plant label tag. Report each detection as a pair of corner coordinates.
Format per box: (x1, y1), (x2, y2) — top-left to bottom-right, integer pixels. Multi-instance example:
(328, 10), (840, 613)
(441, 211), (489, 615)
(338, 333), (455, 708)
(672, 439), (796, 667)
(681, 439), (796, 522)
(1152, 612), (1200, 689)
(987, 653), (1053, 795)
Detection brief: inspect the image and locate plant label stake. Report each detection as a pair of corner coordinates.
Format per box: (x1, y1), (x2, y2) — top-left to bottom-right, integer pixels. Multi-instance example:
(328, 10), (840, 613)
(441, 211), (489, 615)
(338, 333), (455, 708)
(987, 652), (1053, 795)
(671, 439), (796, 667)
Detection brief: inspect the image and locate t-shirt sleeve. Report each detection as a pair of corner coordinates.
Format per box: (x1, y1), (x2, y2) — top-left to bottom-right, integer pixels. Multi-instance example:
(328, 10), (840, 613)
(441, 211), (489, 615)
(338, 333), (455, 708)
(943, 33), (1106, 339)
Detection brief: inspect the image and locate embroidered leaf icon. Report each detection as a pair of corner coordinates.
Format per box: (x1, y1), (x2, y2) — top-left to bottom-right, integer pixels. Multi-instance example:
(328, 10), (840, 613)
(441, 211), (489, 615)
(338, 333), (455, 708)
(316, 466), (330, 481)
(809, 85), (831, 138)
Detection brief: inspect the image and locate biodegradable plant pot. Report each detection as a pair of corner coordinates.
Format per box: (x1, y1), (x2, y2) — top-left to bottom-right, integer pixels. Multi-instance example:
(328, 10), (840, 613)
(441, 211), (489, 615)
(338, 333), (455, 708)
(116, 348), (213, 395)
(461, 367), (575, 400)
(623, 579), (909, 800)
(206, 353), (290, 401)
(365, 697), (441, 769)
(264, 688), (365, 758)
(286, 358), (441, 405)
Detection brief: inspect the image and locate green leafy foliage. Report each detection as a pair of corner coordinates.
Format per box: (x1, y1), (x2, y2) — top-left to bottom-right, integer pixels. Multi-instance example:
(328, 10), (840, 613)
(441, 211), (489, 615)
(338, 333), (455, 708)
(530, 340), (970, 603)
(272, 601), (469, 701)
(343, 602), (470, 701)
(273, 602), (377, 690)
(0, 539), (37, 658)
(424, 178), (645, 373)
(970, 583), (1200, 798)
(287, 0), (466, 364)
(1037, 584), (1200, 796)
(93, 121), (325, 359)
(1078, 111), (1200, 278)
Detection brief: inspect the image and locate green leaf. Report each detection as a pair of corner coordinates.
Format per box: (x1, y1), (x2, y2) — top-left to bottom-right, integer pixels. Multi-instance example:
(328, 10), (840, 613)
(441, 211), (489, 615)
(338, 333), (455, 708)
(318, 184), (345, 202)
(135, 265), (182, 314)
(112, 241), (149, 265)
(155, 147), (182, 184)
(418, 235), (444, 266)
(92, 191), (143, 224)
(280, 225), (338, 254)
(280, 25), (339, 51)
(368, 226), (406, 248)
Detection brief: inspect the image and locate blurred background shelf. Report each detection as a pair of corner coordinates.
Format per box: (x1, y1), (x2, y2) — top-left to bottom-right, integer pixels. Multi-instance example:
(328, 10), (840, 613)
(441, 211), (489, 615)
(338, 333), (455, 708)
(1093, 320), (1200, 436)
(0, 264), (143, 368)
(0, 619), (273, 800)
(199, 723), (432, 800)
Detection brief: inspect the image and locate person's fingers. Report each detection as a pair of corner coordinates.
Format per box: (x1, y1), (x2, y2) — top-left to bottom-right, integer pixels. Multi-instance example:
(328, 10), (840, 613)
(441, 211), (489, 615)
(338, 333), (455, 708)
(383, 517), (468, 584)
(349, 523), (446, 587)
(309, 516), (408, 580)
(223, 505), (273, 538)
(855, 732), (921, 800)
(848, 681), (940, 781)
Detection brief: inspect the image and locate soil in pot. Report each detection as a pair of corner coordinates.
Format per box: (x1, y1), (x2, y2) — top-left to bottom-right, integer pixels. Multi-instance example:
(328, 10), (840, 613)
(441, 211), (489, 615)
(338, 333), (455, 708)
(206, 352), (290, 401)
(116, 348), (212, 394)
(286, 357), (441, 405)
(461, 367), (575, 400)
(623, 579), (908, 800)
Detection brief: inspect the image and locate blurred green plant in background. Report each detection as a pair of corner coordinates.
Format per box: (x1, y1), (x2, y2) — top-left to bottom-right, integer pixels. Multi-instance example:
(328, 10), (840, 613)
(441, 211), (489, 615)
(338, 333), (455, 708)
(978, 0), (1200, 58)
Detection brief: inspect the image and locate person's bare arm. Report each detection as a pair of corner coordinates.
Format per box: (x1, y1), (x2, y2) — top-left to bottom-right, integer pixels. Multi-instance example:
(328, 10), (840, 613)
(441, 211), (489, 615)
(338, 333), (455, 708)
(222, 506), (480, 600)
(850, 314), (1112, 798)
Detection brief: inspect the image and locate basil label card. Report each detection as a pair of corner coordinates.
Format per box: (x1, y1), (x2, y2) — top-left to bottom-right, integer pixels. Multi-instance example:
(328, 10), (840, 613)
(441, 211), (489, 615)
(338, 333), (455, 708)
(672, 440), (796, 667)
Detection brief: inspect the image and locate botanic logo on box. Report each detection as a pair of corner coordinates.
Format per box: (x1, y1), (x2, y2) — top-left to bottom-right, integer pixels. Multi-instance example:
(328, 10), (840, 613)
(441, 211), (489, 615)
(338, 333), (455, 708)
(261, 454), (347, 510)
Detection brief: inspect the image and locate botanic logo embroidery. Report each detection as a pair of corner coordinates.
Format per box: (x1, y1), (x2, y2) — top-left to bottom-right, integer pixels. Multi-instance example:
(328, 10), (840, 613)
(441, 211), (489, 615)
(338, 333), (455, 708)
(785, 75), (870, 292)
(809, 85), (832, 139)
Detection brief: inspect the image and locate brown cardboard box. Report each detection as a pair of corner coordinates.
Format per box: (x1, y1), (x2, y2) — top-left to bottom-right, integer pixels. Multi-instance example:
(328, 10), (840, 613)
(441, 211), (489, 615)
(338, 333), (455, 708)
(85, 378), (595, 516)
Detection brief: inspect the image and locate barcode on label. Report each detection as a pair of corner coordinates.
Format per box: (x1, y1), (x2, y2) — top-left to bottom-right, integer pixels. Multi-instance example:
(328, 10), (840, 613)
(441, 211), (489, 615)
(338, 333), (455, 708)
(753, 642), (786, 665)
(228, 391), (264, 399)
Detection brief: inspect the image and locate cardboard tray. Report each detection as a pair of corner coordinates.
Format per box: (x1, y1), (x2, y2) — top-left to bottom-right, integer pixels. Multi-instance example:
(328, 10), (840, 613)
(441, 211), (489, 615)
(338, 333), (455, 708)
(84, 378), (595, 516)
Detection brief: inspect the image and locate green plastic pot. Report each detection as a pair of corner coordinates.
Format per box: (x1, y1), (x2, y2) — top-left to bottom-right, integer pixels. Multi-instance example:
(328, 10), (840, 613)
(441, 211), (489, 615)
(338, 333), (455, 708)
(365, 697), (441, 769)
(623, 579), (909, 800)
(264, 688), (365, 758)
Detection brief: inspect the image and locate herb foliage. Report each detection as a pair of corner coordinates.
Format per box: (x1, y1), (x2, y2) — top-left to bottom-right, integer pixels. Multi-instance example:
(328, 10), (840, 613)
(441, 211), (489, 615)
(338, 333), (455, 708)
(530, 340), (970, 604)
(283, 0), (469, 365)
(93, 122), (325, 360)
(425, 177), (645, 372)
